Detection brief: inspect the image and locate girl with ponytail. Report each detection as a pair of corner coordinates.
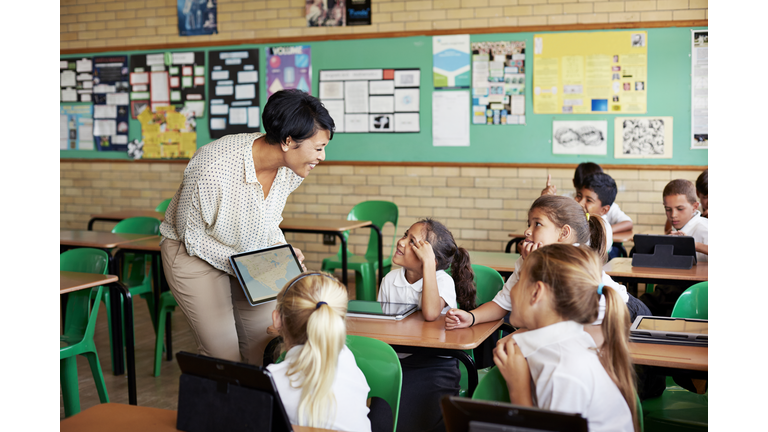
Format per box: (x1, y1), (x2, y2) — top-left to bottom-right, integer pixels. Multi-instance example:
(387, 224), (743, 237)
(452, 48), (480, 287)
(493, 244), (637, 432)
(378, 217), (476, 432)
(268, 272), (371, 432)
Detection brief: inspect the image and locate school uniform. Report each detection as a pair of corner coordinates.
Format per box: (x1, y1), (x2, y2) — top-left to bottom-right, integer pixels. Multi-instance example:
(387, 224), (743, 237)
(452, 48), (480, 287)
(378, 267), (459, 432)
(672, 210), (708, 263)
(266, 345), (372, 432)
(513, 321), (634, 432)
(606, 202), (633, 226)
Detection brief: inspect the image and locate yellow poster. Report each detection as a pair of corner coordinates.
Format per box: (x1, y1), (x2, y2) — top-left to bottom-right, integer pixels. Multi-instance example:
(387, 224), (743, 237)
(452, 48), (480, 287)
(139, 105), (197, 159)
(533, 31), (647, 114)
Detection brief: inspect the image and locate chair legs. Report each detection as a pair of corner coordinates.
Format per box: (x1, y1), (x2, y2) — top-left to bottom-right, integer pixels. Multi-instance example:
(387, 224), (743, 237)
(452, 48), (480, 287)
(84, 351), (110, 403)
(153, 293), (178, 377)
(60, 356), (80, 417)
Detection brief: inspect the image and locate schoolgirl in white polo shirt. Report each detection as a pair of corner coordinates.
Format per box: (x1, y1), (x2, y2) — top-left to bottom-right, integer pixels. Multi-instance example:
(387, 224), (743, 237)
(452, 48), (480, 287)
(493, 244), (638, 432)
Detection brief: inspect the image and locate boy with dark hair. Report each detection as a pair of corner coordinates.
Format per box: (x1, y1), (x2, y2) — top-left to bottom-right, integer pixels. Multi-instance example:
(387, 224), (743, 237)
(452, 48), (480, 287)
(575, 173), (618, 253)
(695, 169), (708, 217)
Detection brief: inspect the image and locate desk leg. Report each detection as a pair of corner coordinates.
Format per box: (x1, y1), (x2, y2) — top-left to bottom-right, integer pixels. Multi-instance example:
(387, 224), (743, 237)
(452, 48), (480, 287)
(108, 250), (125, 376)
(369, 225), (384, 288)
(111, 280), (137, 405)
(391, 345), (478, 398)
(335, 232), (349, 287)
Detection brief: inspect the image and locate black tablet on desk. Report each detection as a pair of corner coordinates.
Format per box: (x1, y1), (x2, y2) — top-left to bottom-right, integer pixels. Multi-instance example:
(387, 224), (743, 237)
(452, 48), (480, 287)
(347, 300), (418, 320)
(441, 396), (588, 432)
(631, 234), (697, 269)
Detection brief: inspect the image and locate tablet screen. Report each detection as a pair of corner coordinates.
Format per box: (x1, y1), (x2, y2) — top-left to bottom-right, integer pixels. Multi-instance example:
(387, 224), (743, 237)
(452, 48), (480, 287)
(636, 317), (708, 335)
(231, 245), (303, 305)
(348, 300), (417, 316)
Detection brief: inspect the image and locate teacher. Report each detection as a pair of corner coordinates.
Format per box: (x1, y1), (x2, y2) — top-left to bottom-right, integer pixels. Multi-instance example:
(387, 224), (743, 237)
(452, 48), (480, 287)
(159, 89), (334, 364)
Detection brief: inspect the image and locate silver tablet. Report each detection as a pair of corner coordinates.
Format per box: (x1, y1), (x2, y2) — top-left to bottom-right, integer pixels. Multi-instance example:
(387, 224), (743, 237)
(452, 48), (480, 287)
(629, 315), (708, 345)
(229, 244), (303, 306)
(347, 300), (418, 320)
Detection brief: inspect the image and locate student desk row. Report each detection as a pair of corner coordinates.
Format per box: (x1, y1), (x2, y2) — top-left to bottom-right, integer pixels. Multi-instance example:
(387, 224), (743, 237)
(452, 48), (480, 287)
(505, 230), (636, 256)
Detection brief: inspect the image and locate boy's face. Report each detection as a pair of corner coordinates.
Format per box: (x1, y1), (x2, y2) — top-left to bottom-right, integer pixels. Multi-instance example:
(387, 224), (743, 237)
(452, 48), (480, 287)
(697, 192), (708, 214)
(575, 187), (610, 217)
(663, 194), (700, 230)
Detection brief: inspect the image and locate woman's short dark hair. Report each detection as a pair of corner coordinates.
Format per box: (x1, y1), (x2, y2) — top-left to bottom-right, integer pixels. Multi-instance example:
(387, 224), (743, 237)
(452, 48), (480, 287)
(262, 89), (335, 146)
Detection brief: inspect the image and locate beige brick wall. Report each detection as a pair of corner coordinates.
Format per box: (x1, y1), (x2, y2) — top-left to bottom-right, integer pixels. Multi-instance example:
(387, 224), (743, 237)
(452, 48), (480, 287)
(61, 0), (708, 50)
(61, 161), (705, 272)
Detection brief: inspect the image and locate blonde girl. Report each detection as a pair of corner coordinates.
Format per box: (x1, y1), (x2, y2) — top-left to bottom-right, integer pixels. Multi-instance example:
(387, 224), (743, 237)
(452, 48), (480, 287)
(493, 244), (637, 432)
(267, 272), (371, 432)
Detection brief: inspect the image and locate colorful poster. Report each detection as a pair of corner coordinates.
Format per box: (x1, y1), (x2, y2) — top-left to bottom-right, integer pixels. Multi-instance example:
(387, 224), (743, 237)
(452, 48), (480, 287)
(533, 31), (647, 114)
(208, 49), (260, 138)
(266, 46), (311, 98)
(691, 30), (708, 149)
(92, 55), (130, 151)
(306, 0), (345, 26)
(552, 120), (607, 155)
(433, 35), (470, 89)
(138, 105), (197, 159)
(60, 104), (94, 150)
(347, 0), (371, 26)
(471, 41), (526, 125)
(614, 117), (673, 159)
(60, 57), (93, 103)
(177, 0), (217, 36)
(129, 51), (206, 119)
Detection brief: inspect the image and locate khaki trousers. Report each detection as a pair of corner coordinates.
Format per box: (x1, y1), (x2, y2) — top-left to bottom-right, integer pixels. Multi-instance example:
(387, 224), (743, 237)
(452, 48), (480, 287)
(160, 238), (274, 365)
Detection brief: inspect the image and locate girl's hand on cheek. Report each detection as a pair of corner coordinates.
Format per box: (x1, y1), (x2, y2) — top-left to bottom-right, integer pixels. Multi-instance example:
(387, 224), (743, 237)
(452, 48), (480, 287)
(411, 239), (436, 269)
(520, 240), (543, 260)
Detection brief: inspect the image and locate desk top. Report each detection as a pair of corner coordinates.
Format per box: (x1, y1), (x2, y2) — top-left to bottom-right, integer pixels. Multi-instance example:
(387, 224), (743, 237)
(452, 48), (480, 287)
(59, 403), (336, 432)
(469, 251), (520, 273)
(269, 311), (502, 351)
(280, 217), (372, 232)
(603, 258), (708, 282)
(60, 230), (158, 249)
(114, 236), (162, 252)
(90, 210), (165, 221)
(629, 341), (707, 372)
(60, 271), (118, 294)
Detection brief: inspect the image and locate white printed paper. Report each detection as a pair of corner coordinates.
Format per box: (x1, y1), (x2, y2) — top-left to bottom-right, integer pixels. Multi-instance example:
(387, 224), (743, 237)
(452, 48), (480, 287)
(235, 84), (256, 100)
(369, 96), (394, 113)
(247, 107), (260, 128)
(211, 118), (226, 130)
(229, 107), (247, 125)
(93, 120), (116, 136)
(210, 104), (229, 115)
(237, 71), (259, 83)
(60, 70), (76, 87)
(319, 81), (344, 99)
(369, 80), (395, 95)
(93, 104), (117, 119)
(394, 113), (420, 132)
(344, 81), (369, 113)
(211, 70), (229, 80)
(321, 99), (345, 132)
(394, 88), (419, 112)
(345, 114), (368, 132)
(106, 93), (129, 105)
(432, 91), (469, 146)
(394, 70), (420, 87)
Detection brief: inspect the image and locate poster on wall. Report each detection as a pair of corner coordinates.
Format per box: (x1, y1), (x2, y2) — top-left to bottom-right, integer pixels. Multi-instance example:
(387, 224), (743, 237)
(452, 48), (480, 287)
(266, 46), (311, 98)
(614, 117), (673, 159)
(691, 30), (708, 149)
(552, 120), (607, 155)
(306, 0), (346, 26)
(533, 31), (647, 114)
(177, 0), (217, 36)
(60, 104), (94, 150)
(319, 68), (421, 133)
(60, 57), (93, 103)
(347, 0), (371, 26)
(92, 55), (130, 151)
(471, 41), (526, 125)
(129, 51), (206, 120)
(433, 35), (470, 89)
(208, 49), (260, 138)
(138, 105), (197, 159)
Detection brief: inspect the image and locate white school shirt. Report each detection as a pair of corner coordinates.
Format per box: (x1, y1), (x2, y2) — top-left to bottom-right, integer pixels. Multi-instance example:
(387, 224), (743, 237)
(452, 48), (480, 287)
(512, 321), (634, 432)
(672, 210), (708, 263)
(159, 133), (303, 275)
(266, 345), (372, 432)
(600, 213), (614, 250)
(377, 267), (457, 314)
(491, 254), (629, 325)
(606, 203), (633, 226)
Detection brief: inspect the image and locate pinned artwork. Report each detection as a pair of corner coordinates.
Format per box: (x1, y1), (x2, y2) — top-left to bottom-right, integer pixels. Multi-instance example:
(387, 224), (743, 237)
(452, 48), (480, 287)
(614, 117), (673, 158)
(552, 120), (607, 155)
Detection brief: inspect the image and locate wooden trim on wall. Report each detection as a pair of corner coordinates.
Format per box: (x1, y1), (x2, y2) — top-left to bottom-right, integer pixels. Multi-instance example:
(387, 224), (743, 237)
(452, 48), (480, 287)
(60, 159), (706, 171)
(60, 20), (707, 55)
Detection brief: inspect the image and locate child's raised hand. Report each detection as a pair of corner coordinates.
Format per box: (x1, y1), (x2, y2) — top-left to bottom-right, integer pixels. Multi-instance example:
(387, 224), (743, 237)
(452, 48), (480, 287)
(520, 240), (543, 259)
(445, 308), (471, 330)
(411, 239), (436, 269)
(540, 174), (557, 196)
(493, 336), (533, 406)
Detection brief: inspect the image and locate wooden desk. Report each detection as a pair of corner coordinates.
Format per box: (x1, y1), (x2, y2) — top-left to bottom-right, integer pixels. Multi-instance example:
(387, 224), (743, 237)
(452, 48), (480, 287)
(60, 230), (158, 250)
(60, 403), (336, 432)
(629, 342), (707, 373)
(60, 271), (118, 294)
(469, 251), (519, 274)
(279, 217), (382, 287)
(267, 311), (502, 397)
(612, 230), (635, 243)
(603, 258), (708, 286)
(88, 210), (165, 230)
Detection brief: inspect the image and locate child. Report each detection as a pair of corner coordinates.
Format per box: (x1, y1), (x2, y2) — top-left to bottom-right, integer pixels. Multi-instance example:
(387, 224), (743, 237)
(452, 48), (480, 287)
(268, 272), (372, 432)
(666, 169), (707, 233)
(493, 244), (637, 432)
(378, 218), (476, 432)
(447, 196), (648, 347)
(576, 172), (620, 253)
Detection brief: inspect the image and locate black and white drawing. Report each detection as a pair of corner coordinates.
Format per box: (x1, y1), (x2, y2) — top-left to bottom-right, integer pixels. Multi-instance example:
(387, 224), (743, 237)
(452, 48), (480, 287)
(614, 117), (674, 158)
(552, 120), (607, 155)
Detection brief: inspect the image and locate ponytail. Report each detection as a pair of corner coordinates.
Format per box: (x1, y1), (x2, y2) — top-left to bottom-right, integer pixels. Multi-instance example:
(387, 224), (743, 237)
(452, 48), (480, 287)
(275, 272), (349, 428)
(587, 213), (608, 263)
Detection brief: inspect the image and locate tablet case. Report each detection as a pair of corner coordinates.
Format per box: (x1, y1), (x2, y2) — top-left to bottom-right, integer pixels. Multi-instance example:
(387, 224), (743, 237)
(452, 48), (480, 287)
(631, 234), (697, 270)
(629, 315), (708, 346)
(441, 396), (588, 432)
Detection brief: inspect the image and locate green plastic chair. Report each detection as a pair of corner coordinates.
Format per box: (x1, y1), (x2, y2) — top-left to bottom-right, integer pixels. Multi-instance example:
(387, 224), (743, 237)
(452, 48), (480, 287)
(642, 281), (708, 432)
(155, 198), (172, 213)
(153, 290), (179, 376)
(321, 201), (399, 301)
(60, 248), (110, 417)
(346, 335), (403, 432)
(101, 216), (161, 371)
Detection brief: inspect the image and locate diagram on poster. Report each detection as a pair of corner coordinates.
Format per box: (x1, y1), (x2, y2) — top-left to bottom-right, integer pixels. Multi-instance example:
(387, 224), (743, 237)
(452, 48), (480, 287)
(208, 49), (260, 138)
(533, 31), (647, 114)
(60, 57), (93, 103)
(138, 105), (197, 159)
(552, 120), (607, 155)
(92, 56), (130, 151)
(471, 41), (526, 125)
(691, 30), (708, 149)
(319, 68), (421, 133)
(614, 117), (673, 158)
(60, 104), (94, 150)
(129, 51), (206, 120)
(266, 46), (311, 98)
(433, 35), (470, 89)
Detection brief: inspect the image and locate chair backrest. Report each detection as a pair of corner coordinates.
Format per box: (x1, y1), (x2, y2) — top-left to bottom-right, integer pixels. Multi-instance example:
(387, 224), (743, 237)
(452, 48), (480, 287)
(346, 335), (402, 432)
(346, 201), (399, 262)
(471, 366), (510, 403)
(671, 281), (708, 319)
(60, 248), (109, 339)
(472, 264), (504, 306)
(155, 198), (172, 213)
(112, 216), (161, 235)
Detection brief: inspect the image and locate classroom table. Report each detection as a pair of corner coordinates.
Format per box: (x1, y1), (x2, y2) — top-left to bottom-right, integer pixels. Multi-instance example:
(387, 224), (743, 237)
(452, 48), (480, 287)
(60, 271), (118, 295)
(60, 403), (337, 432)
(603, 258), (708, 286)
(468, 251), (520, 279)
(629, 341), (707, 379)
(87, 210), (166, 231)
(266, 311), (502, 397)
(279, 217), (382, 287)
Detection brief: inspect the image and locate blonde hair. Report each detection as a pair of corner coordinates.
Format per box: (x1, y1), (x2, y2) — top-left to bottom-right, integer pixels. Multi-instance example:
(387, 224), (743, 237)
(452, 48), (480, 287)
(519, 244), (638, 432)
(275, 271), (349, 428)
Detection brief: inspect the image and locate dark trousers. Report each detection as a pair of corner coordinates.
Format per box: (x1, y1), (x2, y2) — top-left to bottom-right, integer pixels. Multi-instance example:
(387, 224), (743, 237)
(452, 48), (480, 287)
(396, 354), (460, 432)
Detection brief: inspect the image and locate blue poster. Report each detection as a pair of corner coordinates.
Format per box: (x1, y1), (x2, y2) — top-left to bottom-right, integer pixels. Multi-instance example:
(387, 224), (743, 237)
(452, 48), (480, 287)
(178, 0), (217, 36)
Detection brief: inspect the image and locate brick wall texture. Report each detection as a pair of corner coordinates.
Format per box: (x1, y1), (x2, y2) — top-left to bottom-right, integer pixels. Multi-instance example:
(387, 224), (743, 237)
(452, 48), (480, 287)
(60, 0), (708, 50)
